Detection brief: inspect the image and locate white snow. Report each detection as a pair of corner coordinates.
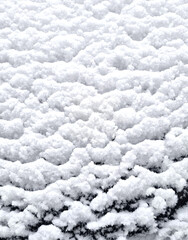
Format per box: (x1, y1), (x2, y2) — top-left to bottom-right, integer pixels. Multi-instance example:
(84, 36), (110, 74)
(0, 0), (188, 239)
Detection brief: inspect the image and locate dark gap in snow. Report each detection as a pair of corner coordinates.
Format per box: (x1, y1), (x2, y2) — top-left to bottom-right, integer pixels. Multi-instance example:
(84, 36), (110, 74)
(155, 207), (176, 223)
(147, 166), (161, 173)
(94, 161), (104, 165)
(3, 205), (26, 212)
(127, 224), (150, 237)
(76, 192), (98, 203)
(173, 155), (188, 162)
(45, 205), (69, 217)
(0, 237), (28, 240)
(74, 224), (125, 240)
(93, 199), (138, 218)
(156, 186), (188, 225)
(98, 224), (125, 236)
(120, 175), (127, 180)
(63, 223), (100, 240)
(79, 193), (98, 205)
(4, 205), (20, 212)
(27, 220), (51, 233)
(27, 205), (69, 233)
(176, 186), (188, 209)
(68, 222), (88, 238)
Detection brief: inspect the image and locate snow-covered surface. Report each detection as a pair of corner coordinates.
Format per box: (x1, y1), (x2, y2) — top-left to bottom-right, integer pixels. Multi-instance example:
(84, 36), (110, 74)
(0, 0), (188, 239)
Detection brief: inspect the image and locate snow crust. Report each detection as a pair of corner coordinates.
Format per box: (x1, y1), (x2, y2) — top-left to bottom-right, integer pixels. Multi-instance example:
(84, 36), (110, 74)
(0, 0), (188, 239)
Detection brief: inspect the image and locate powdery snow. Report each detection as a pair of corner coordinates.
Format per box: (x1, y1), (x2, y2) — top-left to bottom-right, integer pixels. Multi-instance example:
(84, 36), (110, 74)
(0, 0), (188, 239)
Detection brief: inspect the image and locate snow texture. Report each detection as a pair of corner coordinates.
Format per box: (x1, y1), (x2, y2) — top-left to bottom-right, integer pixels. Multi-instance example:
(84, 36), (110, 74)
(0, 0), (188, 239)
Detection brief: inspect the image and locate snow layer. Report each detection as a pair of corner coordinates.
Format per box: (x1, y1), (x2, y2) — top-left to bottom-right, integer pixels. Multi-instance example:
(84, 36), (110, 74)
(0, 0), (188, 239)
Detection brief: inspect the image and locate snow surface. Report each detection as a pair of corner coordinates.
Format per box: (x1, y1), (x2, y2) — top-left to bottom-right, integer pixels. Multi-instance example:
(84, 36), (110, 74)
(0, 0), (188, 239)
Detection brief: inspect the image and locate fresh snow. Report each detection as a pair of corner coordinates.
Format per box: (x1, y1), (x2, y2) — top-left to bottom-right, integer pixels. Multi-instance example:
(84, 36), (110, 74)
(0, 0), (188, 239)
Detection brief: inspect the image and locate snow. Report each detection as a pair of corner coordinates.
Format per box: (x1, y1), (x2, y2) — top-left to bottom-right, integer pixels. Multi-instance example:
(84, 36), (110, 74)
(0, 0), (188, 239)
